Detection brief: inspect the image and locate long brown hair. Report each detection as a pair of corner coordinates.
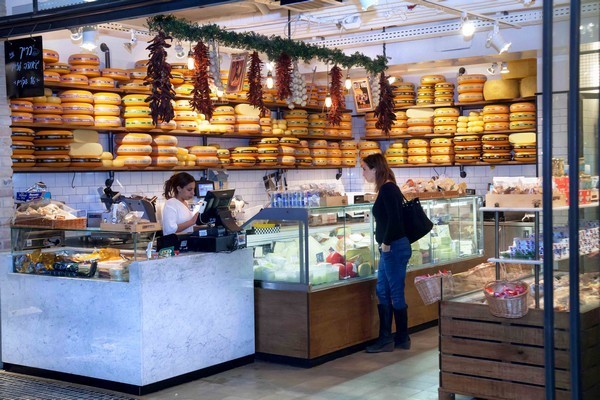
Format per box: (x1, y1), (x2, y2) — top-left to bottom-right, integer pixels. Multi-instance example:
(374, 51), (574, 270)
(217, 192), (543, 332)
(362, 153), (396, 191)
(163, 172), (195, 199)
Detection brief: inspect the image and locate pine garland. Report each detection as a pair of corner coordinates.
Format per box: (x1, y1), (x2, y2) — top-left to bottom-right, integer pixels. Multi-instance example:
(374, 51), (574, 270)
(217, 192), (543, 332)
(247, 51), (269, 117)
(374, 71), (396, 135)
(147, 15), (388, 75)
(145, 30), (175, 124)
(190, 41), (214, 120)
(275, 52), (292, 101)
(327, 65), (344, 126)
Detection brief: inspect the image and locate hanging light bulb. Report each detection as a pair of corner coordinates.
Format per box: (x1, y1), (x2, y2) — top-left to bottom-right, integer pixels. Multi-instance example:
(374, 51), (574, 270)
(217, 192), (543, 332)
(500, 62), (510, 74)
(81, 26), (97, 51)
(345, 69), (352, 90)
(187, 50), (195, 70)
(460, 12), (476, 39)
(325, 95), (333, 108)
(388, 76), (396, 85)
(216, 88), (224, 97)
(266, 71), (274, 89)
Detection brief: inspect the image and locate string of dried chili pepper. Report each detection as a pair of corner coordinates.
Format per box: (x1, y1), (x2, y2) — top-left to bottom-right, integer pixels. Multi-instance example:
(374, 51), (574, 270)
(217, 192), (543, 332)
(326, 65), (344, 126)
(145, 31), (175, 124)
(191, 41), (214, 120)
(247, 51), (269, 117)
(374, 71), (396, 135)
(275, 52), (292, 101)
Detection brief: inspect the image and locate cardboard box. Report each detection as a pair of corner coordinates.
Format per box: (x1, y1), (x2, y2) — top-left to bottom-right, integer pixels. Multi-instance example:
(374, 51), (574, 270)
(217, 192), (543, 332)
(319, 195), (348, 207)
(100, 222), (162, 232)
(485, 193), (567, 208)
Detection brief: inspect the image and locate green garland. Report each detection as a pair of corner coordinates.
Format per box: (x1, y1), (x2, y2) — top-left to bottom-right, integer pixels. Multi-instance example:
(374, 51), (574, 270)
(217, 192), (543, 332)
(147, 15), (388, 74)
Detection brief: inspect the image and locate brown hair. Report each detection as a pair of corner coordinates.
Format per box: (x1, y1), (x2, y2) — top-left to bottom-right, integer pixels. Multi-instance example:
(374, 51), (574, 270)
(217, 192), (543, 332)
(362, 153), (396, 191)
(163, 172), (195, 199)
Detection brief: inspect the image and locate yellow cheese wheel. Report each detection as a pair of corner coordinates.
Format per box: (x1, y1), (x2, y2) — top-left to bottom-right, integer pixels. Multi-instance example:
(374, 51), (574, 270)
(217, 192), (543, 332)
(457, 74), (487, 84)
(420, 75), (445, 85)
(430, 137), (453, 147)
(174, 84), (193, 95)
(510, 102), (536, 113)
(279, 137), (300, 147)
(94, 104), (121, 116)
(151, 145), (179, 156)
(386, 156), (408, 166)
(327, 149), (342, 158)
(510, 112), (536, 121)
(214, 106), (235, 116)
(510, 121), (536, 130)
(173, 99), (192, 111)
(484, 122), (510, 131)
(416, 99), (434, 105)
(483, 79), (520, 100)
(483, 114), (510, 123)
(482, 104), (510, 114)
(509, 132), (536, 144)
(481, 134), (510, 144)
(258, 147), (279, 155)
(229, 155), (256, 167)
(340, 141), (357, 150)
(216, 149), (230, 158)
(128, 69), (147, 80)
(482, 144), (512, 153)
(433, 108), (460, 117)
(254, 156), (277, 166)
(408, 155), (429, 164)
(407, 126), (433, 135)
(45, 62), (71, 75)
(390, 141), (406, 149)
(385, 148), (407, 157)
(211, 115), (236, 124)
(34, 130), (74, 145)
(340, 158), (356, 167)
(407, 117), (433, 127)
(310, 148), (328, 157)
(59, 90), (94, 103)
(62, 114), (94, 126)
(458, 93), (485, 103)
(189, 146), (218, 156)
(152, 135), (178, 146)
(389, 127), (408, 137)
(116, 144), (152, 156)
(366, 129), (384, 138)
(94, 116), (122, 127)
(341, 149), (358, 158)
(60, 74), (88, 85)
(70, 64), (101, 77)
(157, 120), (178, 131)
(311, 157), (327, 166)
(34, 114), (62, 124)
(126, 118), (155, 130)
(174, 110), (198, 121)
(407, 138), (429, 148)
(113, 155), (151, 167)
(229, 146), (258, 157)
(357, 141), (379, 150)
(430, 155), (454, 164)
(430, 146), (454, 155)
(408, 147), (429, 156)
(359, 149), (382, 158)
(11, 128), (36, 142)
(454, 145), (482, 153)
(433, 116), (458, 125)
(11, 112), (34, 123)
(93, 92), (122, 105)
(433, 125), (457, 135)
(43, 70), (61, 82)
(62, 102), (94, 115)
(43, 49), (59, 63)
(513, 152), (537, 162)
(89, 77), (116, 88)
(520, 76), (537, 98)
(123, 106), (151, 118)
(122, 94), (149, 106)
(11, 154), (36, 167)
(115, 133), (153, 145)
(326, 158), (342, 166)
(102, 68), (129, 81)
(457, 83), (484, 94)
(308, 140), (327, 149)
(235, 124), (261, 134)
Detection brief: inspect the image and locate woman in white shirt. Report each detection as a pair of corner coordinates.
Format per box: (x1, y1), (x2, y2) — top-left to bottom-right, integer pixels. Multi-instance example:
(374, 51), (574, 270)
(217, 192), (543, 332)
(161, 172), (198, 235)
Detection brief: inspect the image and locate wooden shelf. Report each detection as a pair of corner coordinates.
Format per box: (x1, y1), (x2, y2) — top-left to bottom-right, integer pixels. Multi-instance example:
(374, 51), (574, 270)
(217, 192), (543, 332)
(392, 97), (536, 111)
(12, 165), (347, 173)
(11, 123), (127, 132)
(44, 82), (123, 93)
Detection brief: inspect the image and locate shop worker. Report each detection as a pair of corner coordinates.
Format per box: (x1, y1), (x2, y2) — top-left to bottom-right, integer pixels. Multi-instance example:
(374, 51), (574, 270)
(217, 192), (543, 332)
(361, 153), (412, 352)
(162, 172), (199, 235)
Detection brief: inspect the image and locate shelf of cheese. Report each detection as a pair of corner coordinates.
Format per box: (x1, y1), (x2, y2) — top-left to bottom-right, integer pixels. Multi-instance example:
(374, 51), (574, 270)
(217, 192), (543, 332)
(394, 97), (536, 111)
(11, 164), (346, 173)
(11, 122), (127, 132)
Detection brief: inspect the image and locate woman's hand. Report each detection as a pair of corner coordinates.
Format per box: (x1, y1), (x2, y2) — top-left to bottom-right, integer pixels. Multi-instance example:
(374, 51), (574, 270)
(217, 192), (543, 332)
(381, 243), (391, 252)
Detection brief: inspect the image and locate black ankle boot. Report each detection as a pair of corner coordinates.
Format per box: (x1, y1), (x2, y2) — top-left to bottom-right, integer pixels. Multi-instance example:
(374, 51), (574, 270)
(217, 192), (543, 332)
(366, 304), (394, 353)
(393, 306), (411, 349)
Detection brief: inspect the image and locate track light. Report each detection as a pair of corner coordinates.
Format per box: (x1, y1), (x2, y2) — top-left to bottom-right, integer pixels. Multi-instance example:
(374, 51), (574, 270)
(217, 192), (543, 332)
(70, 27), (82, 41)
(174, 42), (185, 59)
(486, 24), (512, 54)
(500, 62), (510, 74)
(266, 71), (274, 89)
(460, 12), (476, 39)
(81, 26), (97, 51)
(487, 62), (498, 75)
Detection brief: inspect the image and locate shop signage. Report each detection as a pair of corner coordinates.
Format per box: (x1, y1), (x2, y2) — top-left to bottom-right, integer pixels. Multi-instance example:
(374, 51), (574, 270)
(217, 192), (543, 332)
(4, 36), (44, 99)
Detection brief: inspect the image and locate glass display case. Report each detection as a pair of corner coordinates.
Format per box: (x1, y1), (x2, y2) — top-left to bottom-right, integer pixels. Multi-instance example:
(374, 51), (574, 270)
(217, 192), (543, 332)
(243, 195), (483, 291)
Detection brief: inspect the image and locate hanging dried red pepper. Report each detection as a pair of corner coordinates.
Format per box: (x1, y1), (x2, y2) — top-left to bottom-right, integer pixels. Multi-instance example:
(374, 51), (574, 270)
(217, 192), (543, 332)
(190, 41), (214, 121)
(326, 65), (344, 126)
(275, 52), (292, 101)
(247, 51), (269, 117)
(145, 30), (175, 124)
(374, 71), (396, 135)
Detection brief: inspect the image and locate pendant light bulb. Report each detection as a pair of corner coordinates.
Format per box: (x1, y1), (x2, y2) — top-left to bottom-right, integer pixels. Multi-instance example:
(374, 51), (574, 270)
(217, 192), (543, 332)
(187, 50), (195, 70)
(325, 95), (333, 108)
(345, 77), (352, 90)
(388, 76), (396, 85)
(266, 71), (274, 89)
(216, 88), (224, 97)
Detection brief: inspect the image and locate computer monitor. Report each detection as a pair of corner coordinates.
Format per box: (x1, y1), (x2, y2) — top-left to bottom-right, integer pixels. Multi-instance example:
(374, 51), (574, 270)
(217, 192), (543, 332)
(198, 189), (235, 225)
(194, 179), (215, 198)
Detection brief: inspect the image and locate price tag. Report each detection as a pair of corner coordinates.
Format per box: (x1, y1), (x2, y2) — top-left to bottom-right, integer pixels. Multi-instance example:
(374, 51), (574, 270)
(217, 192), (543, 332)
(5, 36), (45, 99)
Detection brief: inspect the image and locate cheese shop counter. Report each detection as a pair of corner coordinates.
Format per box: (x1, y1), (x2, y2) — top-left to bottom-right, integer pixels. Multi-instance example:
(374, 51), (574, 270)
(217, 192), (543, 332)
(0, 249), (255, 395)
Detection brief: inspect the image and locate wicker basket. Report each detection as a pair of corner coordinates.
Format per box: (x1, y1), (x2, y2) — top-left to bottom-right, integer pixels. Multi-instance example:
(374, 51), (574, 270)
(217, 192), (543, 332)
(483, 280), (530, 318)
(415, 273), (453, 305)
(13, 217), (87, 229)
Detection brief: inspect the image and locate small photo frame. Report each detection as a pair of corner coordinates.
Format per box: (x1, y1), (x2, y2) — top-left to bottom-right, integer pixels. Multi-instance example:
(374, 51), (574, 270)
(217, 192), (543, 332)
(226, 53), (248, 93)
(351, 78), (374, 113)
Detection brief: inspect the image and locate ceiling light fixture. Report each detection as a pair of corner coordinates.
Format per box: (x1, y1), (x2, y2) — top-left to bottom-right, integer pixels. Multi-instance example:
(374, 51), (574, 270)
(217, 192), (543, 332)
(266, 71), (274, 89)
(460, 12), (476, 39)
(174, 42), (185, 59)
(339, 14), (362, 30)
(81, 26), (97, 51)
(487, 62), (498, 75)
(325, 64), (332, 108)
(345, 69), (352, 91)
(500, 62), (510, 74)
(187, 48), (195, 70)
(486, 23), (512, 54)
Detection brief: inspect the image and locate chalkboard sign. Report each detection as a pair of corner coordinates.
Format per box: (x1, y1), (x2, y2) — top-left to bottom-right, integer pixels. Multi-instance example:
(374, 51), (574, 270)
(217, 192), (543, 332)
(4, 36), (44, 99)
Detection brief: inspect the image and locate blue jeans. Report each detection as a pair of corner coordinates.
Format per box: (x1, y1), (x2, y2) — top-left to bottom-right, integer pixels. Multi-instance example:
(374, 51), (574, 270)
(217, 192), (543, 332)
(377, 236), (412, 309)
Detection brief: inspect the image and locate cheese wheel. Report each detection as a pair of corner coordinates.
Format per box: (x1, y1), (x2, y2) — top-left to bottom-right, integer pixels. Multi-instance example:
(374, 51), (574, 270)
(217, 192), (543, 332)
(95, 115), (122, 127)
(513, 152), (537, 162)
(357, 141), (379, 150)
(310, 148), (328, 158)
(152, 135), (178, 146)
(126, 118), (155, 130)
(11, 141), (36, 155)
(89, 77), (116, 88)
(457, 83), (484, 94)
(68, 158), (103, 168)
(484, 122), (510, 131)
(340, 158), (356, 167)
(60, 74), (88, 85)
(214, 106), (235, 115)
(256, 156), (278, 166)
(120, 106), (150, 118)
(69, 142), (103, 157)
(482, 153), (512, 163)
(327, 149), (342, 158)
(211, 115), (236, 124)
(62, 102), (94, 115)
(340, 141), (357, 150)
(509, 102), (536, 113)
(113, 155), (152, 167)
(408, 147), (429, 156)
(385, 148), (407, 156)
(482, 105), (510, 114)
(283, 109), (308, 119)
(236, 124), (261, 134)
(35, 155), (71, 167)
(482, 144), (512, 153)
(115, 133), (152, 145)
(156, 120), (178, 131)
(11, 128), (36, 142)
(68, 53), (100, 66)
(421, 75), (445, 85)
(43, 49), (59, 63)
(509, 132), (536, 144)
(433, 116), (458, 125)
(430, 155), (454, 164)
(93, 92), (121, 105)
(310, 157), (326, 166)
(11, 112), (34, 123)
(69, 64), (101, 77)
(327, 158), (342, 166)
(173, 110), (197, 121)
(64, 113), (99, 125)
(59, 90), (94, 103)
(454, 153), (480, 163)
(433, 108), (460, 117)
(188, 146), (217, 157)
(407, 126), (433, 135)
(457, 74), (487, 84)
(216, 149), (230, 158)
(258, 147), (279, 155)
(34, 145), (69, 156)
(483, 79), (520, 100)
(34, 114), (62, 124)
(122, 94), (149, 106)
(453, 136), (481, 146)
(102, 68), (129, 81)
(34, 130), (74, 145)
(11, 154), (36, 167)
(229, 146), (258, 157)
(128, 69), (147, 80)
(458, 93), (485, 103)
(250, 137), (280, 147)
(94, 104), (121, 116)
(408, 155), (429, 164)
(149, 155), (178, 167)
(10, 100), (34, 112)
(116, 144), (152, 156)
(235, 115), (260, 124)
(483, 114), (510, 123)
(510, 112), (536, 121)
(430, 146), (454, 156)
(510, 121), (536, 130)
(430, 137), (453, 147)
(366, 129), (384, 138)
(45, 63), (71, 75)
(279, 137), (300, 147)
(43, 70), (61, 82)
(359, 149), (382, 158)
(174, 84), (194, 95)
(481, 134), (510, 144)
(454, 145), (482, 153)
(229, 155), (256, 167)
(407, 117), (433, 127)
(407, 138), (429, 148)
(433, 125), (456, 135)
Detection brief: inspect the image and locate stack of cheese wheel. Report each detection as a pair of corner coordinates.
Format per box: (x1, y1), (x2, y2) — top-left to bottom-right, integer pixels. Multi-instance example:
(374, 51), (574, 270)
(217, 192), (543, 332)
(174, 147), (197, 167)
(42, 50), (60, 82)
(262, 88), (276, 103)
(481, 133), (512, 163)
(122, 94), (154, 130)
(390, 111), (408, 137)
(216, 148), (230, 167)
(326, 141), (342, 166)
(250, 137), (280, 167)
(509, 132), (537, 163)
(190, 146), (220, 167)
(45, 62), (71, 80)
(68, 53), (101, 78)
(456, 74), (487, 103)
(434, 82), (455, 104)
(89, 76), (116, 89)
(172, 63), (193, 79)
(357, 140), (381, 159)
(170, 99), (193, 132)
(407, 114), (434, 136)
(113, 131), (152, 168)
(150, 135), (178, 167)
(509, 102), (536, 131)
(293, 139), (311, 167)
(69, 129), (103, 168)
(173, 107), (198, 132)
(211, 105), (236, 134)
(102, 67), (130, 83)
(309, 139), (328, 167)
(392, 82), (415, 108)
(11, 127), (36, 167)
(456, 114), (469, 135)
(453, 134), (481, 164)
(483, 79), (520, 101)
(429, 137), (454, 164)
(174, 83), (194, 96)
(10, 99), (34, 124)
(283, 109), (309, 137)
(385, 141), (408, 166)
(407, 138), (430, 164)
(316, 85), (328, 108)
(466, 111), (484, 134)
(418, 75), (445, 105)
(93, 92), (122, 128)
(482, 104), (510, 132)
(340, 140), (357, 167)
(57, 89), (93, 126)
(433, 107), (459, 136)
(235, 104), (261, 135)
(365, 112), (383, 138)
(307, 113), (327, 137)
(258, 116), (272, 136)
(32, 90), (63, 125)
(270, 118), (288, 136)
(323, 120), (339, 138)
(230, 146), (258, 167)
(338, 114), (353, 138)
(34, 130), (74, 167)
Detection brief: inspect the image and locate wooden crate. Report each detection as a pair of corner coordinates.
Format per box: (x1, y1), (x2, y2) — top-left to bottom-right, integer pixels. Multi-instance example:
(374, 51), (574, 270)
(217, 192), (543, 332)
(439, 300), (600, 400)
(99, 222), (161, 232)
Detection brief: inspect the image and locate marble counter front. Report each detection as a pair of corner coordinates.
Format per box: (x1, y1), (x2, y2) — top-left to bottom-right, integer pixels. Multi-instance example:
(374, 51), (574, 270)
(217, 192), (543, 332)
(0, 249), (254, 389)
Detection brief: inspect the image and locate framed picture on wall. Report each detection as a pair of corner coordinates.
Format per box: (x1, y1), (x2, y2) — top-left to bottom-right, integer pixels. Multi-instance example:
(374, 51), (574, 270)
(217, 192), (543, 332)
(226, 53), (248, 93)
(351, 78), (374, 113)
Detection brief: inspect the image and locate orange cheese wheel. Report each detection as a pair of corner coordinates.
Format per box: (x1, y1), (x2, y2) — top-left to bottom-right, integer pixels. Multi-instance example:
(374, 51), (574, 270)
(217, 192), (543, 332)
(483, 105), (510, 114)
(122, 94), (149, 106)
(123, 106), (151, 118)
(433, 125), (456, 135)
(235, 115), (261, 124)
(483, 144), (512, 153)
(510, 102), (536, 113)
(34, 114), (62, 124)
(277, 146), (295, 156)
(11, 112), (34, 123)
(457, 83), (484, 94)
(484, 122), (510, 131)
(309, 157), (325, 166)
(35, 155), (71, 167)
(102, 68), (130, 81)
(68, 53), (100, 66)
(195, 156), (220, 167)
(510, 121), (536, 130)
(34, 130), (74, 145)
(60, 74), (88, 85)
(62, 102), (94, 115)
(327, 158), (342, 166)
(34, 145), (70, 156)
(457, 74), (487, 84)
(113, 155), (152, 167)
(230, 155), (256, 167)
(510, 112), (536, 121)
(279, 137), (300, 147)
(70, 64), (101, 77)
(59, 90), (94, 103)
(256, 156), (278, 166)
(89, 77), (116, 88)
(11, 155), (36, 167)
(359, 149), (382, 158)
(482, 153), (512, 163)
(250, 137), (280, 147)
(174, 110), (197, 121)
(454, 145), (482, 153)
(310, 148), (328, 158)
(11, 127), (36, 141)
(115, 133), (153, 145)
(483, 114), (510, 123)
(129, 68), (147, 80)
(481, 134), (510, 144)
(11, 141), (35, 155)
(125, 118), (155, 130)
(189, 146), (218, 156)
(33, 102), (63, 115)
(62, 114), (94, 126)
(433, 108), (460, 117)
(43, 70), (61, 82)
(433, 116), (458, 125)
(513, 152), (537, 162)
(169, 72), (184, 85)
(93, 104), (121, 117)
(94, 116), (122, 127)
(45, 63), (70, 74)
(43, 49), (59, 63)
(420, 75), (445, 85)
(454, 153), (480, 163)
(458, 93), (485, 103)
(10, 100), (34, 112)
(327, 149), (342, 158)
(258, 147), (279, 155)
(93, 92), (121, 105)
(408, 155), (429, 164)
(357, 141), (379, 150)
(340, 141), (357, 150)
(116, 144), (152, 156)
(453, 136), (481, 146)
(407, 126), (433, 135)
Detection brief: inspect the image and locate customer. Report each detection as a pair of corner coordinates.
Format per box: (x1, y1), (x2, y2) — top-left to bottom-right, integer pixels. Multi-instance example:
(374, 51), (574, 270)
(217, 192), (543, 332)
(162, 172), (198, 235)
(361, 153), (411, 353)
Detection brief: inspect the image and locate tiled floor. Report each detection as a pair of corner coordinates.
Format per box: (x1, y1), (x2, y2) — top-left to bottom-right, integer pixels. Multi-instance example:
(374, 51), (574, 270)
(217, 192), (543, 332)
(141, 327), (475, 400)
